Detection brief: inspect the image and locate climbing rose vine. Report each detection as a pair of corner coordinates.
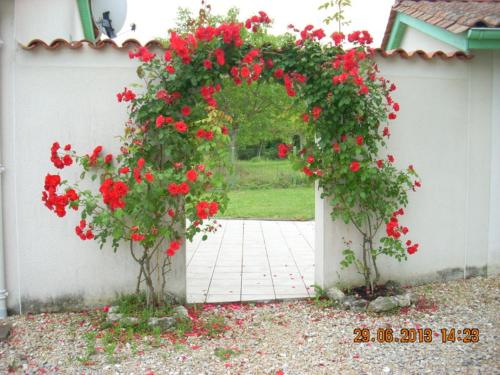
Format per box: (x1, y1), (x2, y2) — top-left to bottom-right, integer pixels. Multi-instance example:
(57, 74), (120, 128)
(43, 10), (421, 301)
(276, 27), (421, 292)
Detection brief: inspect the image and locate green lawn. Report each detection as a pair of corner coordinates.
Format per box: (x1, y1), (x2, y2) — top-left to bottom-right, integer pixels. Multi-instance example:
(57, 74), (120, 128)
(221, 187), (315, 220)
(228, 159), (311, 190)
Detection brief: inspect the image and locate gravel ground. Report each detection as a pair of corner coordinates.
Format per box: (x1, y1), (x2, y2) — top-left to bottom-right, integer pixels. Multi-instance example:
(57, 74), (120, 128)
(0, 276), (499, 374)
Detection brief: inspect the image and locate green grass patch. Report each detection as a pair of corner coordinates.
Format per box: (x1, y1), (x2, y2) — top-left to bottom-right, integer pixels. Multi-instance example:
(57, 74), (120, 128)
(221, 187), (314, 220)
(228, 159), (311, 190)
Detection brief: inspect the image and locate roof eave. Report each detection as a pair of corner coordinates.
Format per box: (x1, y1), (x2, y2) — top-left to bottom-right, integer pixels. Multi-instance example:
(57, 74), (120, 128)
(384, 12), (469, 52)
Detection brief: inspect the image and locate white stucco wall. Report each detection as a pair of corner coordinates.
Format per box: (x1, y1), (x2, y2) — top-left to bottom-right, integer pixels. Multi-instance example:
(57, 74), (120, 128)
(399, 26), (459, 52)
(489, 50), (500, 275)
(15, 0), (85, 43)
(316, 52), (496, 288)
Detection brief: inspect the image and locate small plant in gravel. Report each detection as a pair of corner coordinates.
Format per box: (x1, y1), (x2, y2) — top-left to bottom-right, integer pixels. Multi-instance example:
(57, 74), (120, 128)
(76, 331), (97, 364)
(214, 347), (240, 361)
(312, 285), (334, 308)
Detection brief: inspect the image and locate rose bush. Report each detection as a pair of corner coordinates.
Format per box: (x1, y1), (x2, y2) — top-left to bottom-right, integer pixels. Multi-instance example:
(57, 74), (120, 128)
(43, 9), (421, 302)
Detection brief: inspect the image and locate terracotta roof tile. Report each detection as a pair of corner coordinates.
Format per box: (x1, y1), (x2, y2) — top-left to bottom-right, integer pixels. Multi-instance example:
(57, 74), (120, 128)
(381, 0), (500, 49)
(374, 47), (473, 59)
(21, 38), (165, 51)
(20, 38), (473, 61)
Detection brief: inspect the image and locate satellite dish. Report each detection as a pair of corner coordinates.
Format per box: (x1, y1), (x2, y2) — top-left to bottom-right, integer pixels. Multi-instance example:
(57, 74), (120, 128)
(91, 0), (128, 39)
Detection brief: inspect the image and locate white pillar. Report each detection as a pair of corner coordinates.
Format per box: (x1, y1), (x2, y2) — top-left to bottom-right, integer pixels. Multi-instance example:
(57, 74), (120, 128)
(314, 183), (363, 289)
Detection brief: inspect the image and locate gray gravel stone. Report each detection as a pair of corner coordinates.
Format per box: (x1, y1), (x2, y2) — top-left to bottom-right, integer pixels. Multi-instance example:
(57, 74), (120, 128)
(173, 305), (189, 318)
(394, 293), (411, 307)
(326, 286), (345, 302)
(108, 305), (120, 314)
(106, 312), (123, 323)
(342, 295), (368, 311)
(367, 296), (399, 312)
(148, 316), (176, 332)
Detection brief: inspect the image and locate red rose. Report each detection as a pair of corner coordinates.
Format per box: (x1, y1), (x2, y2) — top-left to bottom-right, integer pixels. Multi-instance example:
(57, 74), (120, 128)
(144, 172), (154, 182)
(376, 160), (383, 168)
(186, 169), (198, 182)
(65, 189), (78, 201)
(358, 85), (369, 95)
(356, 136), (363, 145)
(167, 183), (179, 196)
(63, 154), (73, 166)
(277, 144), (290, 159)
(214, 48), (225, 65)
(331, 32), (344, 46)
(241, 66), (250, 78)
(303, 166), (313, 177)
(178, 182), (190, 195)
(156, 115), (165, 128)
(407, 243), (419, 255)
(181, 106), (191, 116)
(387, 155), (395, 163)
(312, 107), (322, 120)
(388, 113), (397, 120)
(174, 121), (188, 133)
(203, 59), (213, 70)
(350, 161), (360, 172)
(131, 233), (145, 241)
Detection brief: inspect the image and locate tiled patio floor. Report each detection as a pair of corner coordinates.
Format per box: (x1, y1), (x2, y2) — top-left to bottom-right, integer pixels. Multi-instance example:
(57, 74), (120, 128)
(187, 219), (315, 303)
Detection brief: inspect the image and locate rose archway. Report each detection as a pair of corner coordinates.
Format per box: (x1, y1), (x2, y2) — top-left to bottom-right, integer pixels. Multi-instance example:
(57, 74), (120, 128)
(42, 11), (420, 306)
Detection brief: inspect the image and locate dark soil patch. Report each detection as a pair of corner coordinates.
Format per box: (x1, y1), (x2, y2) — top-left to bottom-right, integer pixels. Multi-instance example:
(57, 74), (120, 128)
(350, 285), (394, 301)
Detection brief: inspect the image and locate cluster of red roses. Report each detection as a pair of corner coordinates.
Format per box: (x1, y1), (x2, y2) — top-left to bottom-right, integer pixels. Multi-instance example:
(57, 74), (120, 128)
(244, 11), (271, 32)
(385, 208), (419, 255)
(87, 146), (102, 166)
(302, 106), (322, 122)
(200, 84), (222, 107)
(331, 46), (371, 95)
(116, 87), (136, 102)
(168, 22), (243, 66)
(50, 142), (73, 169)
(156, 89), (181, 105)
(196, 201), (219, 220)
(229, 48), (265, 85)
(128, 46), (156, 62)
(75, 219), (94, 240)
(347, 30), (373, 45)
(297, 24), (326, 45)
(42, 173), (78, 217)
(165, 239), (182, 257)
(166, 165), (211, 197)
(99, 178), (129, 211)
